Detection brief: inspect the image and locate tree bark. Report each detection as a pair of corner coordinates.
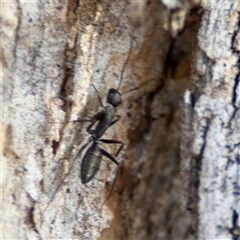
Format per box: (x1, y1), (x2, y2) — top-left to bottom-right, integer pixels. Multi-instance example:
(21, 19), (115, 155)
(3, 0), (238, 240)
(181, 0), (240, 239)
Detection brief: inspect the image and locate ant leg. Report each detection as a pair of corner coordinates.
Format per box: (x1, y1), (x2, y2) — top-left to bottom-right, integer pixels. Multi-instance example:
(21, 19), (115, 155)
(100, 139), (124, 157)
(71, 119), (92, 123)
(89, 114), (120, 133)
(41, 137), (93, 217)
(100, 148), (119, 166)
(86, 110), (105, 134)
(99, 139), (124, 207)
(51, 111), (104, 134)
(101, 166), (120, 207)
(49, 119), (92, 124)
(109, 115), (121, 127)
(92, 84), (104, 108)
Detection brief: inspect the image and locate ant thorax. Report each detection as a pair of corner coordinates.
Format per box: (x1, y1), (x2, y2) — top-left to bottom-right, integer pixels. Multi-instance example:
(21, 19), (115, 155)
(93, 105), (115, 139)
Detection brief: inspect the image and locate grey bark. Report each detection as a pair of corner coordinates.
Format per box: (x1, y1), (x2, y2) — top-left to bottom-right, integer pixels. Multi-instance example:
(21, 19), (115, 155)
(3, 0), (238, 240)
(181, 0), (240, 239)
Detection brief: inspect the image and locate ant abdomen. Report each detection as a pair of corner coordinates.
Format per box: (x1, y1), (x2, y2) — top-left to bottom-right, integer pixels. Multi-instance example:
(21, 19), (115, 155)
(81, 142), (102, 184)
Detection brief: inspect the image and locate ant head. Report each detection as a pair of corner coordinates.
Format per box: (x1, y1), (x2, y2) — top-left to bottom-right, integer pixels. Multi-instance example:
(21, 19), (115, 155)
(107, 88), (121, 107)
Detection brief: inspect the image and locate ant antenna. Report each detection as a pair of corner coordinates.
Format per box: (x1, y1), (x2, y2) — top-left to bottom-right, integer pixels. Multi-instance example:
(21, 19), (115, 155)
(121, 78), (158, 95)
(91, 84), (104, 108)
(117, 35), (134, 91)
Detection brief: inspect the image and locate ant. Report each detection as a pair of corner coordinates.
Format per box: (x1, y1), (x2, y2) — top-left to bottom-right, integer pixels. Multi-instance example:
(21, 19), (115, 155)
(45, 36), (135, 208)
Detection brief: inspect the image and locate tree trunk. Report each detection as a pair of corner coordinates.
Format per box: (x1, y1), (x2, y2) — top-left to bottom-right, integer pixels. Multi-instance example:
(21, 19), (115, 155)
(181, 0), (240, 239)
(3, 0), (239, 240)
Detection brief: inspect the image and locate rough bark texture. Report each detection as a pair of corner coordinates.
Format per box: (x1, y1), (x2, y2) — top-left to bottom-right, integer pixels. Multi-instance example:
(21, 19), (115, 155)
(3, 0), (238, 240)
(181, 0), (240, 239)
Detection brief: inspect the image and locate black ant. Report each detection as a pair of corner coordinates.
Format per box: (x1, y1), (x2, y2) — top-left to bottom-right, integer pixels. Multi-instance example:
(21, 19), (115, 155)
(45, 36), (135, 208)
